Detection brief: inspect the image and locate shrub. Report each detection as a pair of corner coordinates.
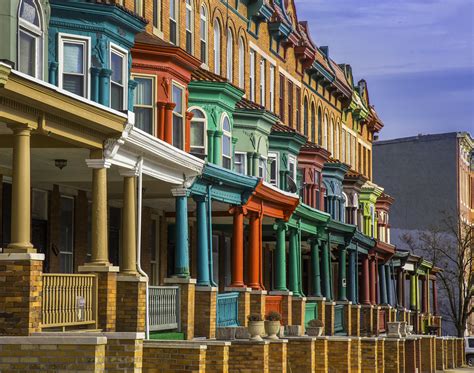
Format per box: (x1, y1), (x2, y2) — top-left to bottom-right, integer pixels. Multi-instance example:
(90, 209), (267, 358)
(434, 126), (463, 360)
(307, 319), (324, 328)
(247, 314), (264, 322)
(265, 311), (282, 321)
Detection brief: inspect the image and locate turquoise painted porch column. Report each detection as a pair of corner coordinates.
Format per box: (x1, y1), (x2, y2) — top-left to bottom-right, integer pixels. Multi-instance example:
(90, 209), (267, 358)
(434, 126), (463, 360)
(310, 239), (322, 297)
(194, 196), (210, 286)
(289, 228), (300, 296)
(386, 264), (394, 306)
(378, 264), (388, 304)
(172, 188), (190, 277)
(99, 68), (112, 107)
(213, 131), (223, 166)
(348, 248), (357, 303)
(338, 245), (347, 301)
(274, 223), (288, 291)
(321, 240), (331, 300)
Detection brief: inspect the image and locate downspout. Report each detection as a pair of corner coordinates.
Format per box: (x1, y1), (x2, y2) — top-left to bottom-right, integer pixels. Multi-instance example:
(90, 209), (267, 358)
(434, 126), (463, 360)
(207, 184), (217, 287)
(135, 157), (150, 339)
(297, 219), (304, 296)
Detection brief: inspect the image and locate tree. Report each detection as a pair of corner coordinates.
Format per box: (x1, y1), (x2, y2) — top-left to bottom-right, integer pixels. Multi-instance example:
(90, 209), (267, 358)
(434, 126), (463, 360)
(401, 212), (473, 337)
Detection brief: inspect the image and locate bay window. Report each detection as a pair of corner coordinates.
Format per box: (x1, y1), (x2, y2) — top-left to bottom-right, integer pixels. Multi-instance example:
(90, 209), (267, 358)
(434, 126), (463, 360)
(59, 34), (89, 98)
(222, 115), (232, 169)
(133, 76), (154, 134)
(110, 45), (127, 111)
(18, 0), (43, 79)
(234, 152), (247, 175)
(172, 83), (184, 149)
(190, 108), (206, 157)
(268, 152), (278, 187)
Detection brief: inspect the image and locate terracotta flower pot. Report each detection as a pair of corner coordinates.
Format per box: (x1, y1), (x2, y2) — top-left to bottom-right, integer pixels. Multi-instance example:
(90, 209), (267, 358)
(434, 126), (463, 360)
(306, 326), (323, 337)
(248, 321), (265, 341)
(265, 320), (281, 340)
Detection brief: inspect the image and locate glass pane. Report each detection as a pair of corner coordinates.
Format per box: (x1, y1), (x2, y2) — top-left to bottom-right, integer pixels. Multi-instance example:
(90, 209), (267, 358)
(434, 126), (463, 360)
(223, 157), (231, 170)
(186, 8), (191, 29)
(173, 115), (183, 148)
(200, 18), (205, 37)
(136, 108), (153, 134)
(63, 43), (84, 74)
(135, 78), (152, 105)
(20, 0), (39, 26)
(186, 31), (192, 54)
(111, 83), (123, 110)
(63, 74), (84, 96)
(19, 31), (36, 76)
(222, 117), (230, 132)
(191, 109), (204, 119)
(170, 21), (177, 44)
(172, 85), (183, 112)
(200, 41), (206, 63)
(191, 120), (204, 146)
(222, 134), (231, 156)
(111, 52), (123, 84)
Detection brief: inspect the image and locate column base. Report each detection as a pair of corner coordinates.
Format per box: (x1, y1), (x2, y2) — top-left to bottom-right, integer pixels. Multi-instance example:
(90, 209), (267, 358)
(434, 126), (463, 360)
(3, 244), (36, 253)
(78, 264), (119, 273)
(269, 291), (292, 326)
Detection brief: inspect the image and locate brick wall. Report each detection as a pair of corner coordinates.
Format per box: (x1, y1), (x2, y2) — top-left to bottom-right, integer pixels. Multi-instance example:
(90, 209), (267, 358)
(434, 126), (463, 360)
(237, 290), (250, 327)
(404, 337), (418, 373)
(361, 337), (378, 372)
(205, 342), (230, 373)
(291, 297), (305, 331)
(420, 336), (434, 373)
(143, 342), (206, 373)
(384, 338), (400, 373)
(360, 305), (373, 336)
(325, 302), (335, 336)
(327, 338), (351, 372)
(435, 337), (445, 371)
(268, 340), (287, 373)
(377, 338), (385, 373)
(314, 337), (328, 373)
(249, 292), (266, 320)
(95, 271), (117, 332)
(105, 334), (144, 372)
(350, 305), (361, 337)
(350, 337), (361, 373)
(228, 340), (269, 373)
(116, 277), (146, 333)
(287, 337), (315, 373)
(194, 287), (217, 339)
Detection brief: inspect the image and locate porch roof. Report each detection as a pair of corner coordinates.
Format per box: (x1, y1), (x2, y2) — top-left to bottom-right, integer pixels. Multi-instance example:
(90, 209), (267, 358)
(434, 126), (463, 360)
(285, 202), (331, 236)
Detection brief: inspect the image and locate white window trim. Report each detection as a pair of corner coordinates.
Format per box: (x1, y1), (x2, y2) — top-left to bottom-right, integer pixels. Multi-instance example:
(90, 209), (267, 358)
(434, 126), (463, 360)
(288, 154), (297, 181)
(259, 58), (266, 107)
(152, 0), (162, 36)
(200, 4), (208, 65)
(132, 73), (155, 135)
(213, 20), (221, 75)
(18, 0), (44, 80)
(249, 49), (255, 101)
(268, 151), (279, 186)
(226, 28), (233, 82)
(185, 0), (194, 54)
(169, 0), (179, 45)
(221, 113), (232, 167)
(172, 80), (186, 149)
(110, 42), (129, 111)
(234, 151), (247, 175)
(58, 33), (91, 99)
(238, 37), (245, 89)
(258, 156), (267, 179)
(188, 105), (208, 155)
(269, 64), (275, 112)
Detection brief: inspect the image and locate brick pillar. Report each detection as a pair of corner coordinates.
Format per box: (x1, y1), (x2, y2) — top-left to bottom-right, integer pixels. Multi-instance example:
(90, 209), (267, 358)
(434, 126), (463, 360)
(415, 337), (422, 372)
(314, 337), (328, 372)
(377, 337), (385, 373)
(249, 290), (266, 320)
(327, 337), (351, 372)
(280, 293), (292, 326)
(116, 276), (146, 333)
(94, 271), (118, 331)
(420, 335), (434, 373)
(307, 296), (325, 331)
(351, 336), (361, 373)
(164, 278), (195, 340)
(228, 340), (269, 372)
(325, 301), (335, 336)
(287, 337), (315, 373)
(291, 297), (306, 332)
(399, 338), (405, 373)
(447, 338), (455, 368)
(336, 301), (352, 336)
(351, 304), (361, 337)
(232, 288), (250, 327)
(360, 305), (374, 336)
(194, 286), (217, 339)
(0, 253), (43, 335)
(268, 340), (287, 373)
(404, 336), (419, 373)
(361, 337), (378, 372)
(435, 337), (445, 371)
(456, 338), (463, 367)
(384, 338), (400, 373)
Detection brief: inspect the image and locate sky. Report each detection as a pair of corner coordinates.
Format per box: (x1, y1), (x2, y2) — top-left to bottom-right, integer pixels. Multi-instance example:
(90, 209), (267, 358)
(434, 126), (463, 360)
(294, 0), (474, 140)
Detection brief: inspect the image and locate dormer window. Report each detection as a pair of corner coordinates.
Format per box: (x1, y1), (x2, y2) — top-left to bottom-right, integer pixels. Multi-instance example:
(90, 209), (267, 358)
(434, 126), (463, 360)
(18, 0), (43, 79)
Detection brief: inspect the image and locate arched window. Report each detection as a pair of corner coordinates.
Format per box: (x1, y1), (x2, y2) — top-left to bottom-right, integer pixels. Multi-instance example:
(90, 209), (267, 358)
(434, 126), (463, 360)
(213, 19), (221, 75)
(226, 28), (233, 82)
(18, 0), (43, 79)
(185, 0), (193, 54)
(189, 108), (206, 158)
(238, 37), (245, 89)
(323, 114), (328, 149)
(329, 119), (334, 155)
(334, 122), (339, 159)
(310, 102), (316, 143)
(317, 107), (322, 145)
(303, 97), (309, 137)
(200, 4), (208, 64)
(221, 114), (232, 169)
(169, 0), (179, 45)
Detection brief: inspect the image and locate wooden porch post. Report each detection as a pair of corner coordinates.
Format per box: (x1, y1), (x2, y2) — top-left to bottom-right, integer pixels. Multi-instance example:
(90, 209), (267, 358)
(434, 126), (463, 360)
(361, 255), (371, 305)
(274, 222), (288, 291)
(310, 239), (322, 297)
(230, 207), (245, 287)
(248, 212), (261, 289)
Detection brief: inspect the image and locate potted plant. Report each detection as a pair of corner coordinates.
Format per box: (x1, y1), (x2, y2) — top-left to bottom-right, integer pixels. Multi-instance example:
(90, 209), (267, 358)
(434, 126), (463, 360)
(265, 311), (282, 340)
(247, 314), (265, 341)
(306, 319), (324, 337)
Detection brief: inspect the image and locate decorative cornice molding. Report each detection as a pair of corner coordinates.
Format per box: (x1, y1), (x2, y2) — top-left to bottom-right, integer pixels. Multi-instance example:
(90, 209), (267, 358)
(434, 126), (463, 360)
(86, 159), (112, 169)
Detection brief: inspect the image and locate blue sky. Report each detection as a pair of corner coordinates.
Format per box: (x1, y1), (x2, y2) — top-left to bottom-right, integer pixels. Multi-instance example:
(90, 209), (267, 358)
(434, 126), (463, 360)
(294, 0), (474, 140)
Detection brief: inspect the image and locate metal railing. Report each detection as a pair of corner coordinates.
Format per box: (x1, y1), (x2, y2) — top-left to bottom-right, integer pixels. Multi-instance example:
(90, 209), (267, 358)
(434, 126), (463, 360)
(216, 292), (239, 327)
(41, 274), (97, 330)
(149, 286), (180, 331)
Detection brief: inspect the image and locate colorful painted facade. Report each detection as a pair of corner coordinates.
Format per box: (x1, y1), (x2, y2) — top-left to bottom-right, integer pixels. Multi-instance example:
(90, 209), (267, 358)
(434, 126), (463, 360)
(0, 0), (465, 372)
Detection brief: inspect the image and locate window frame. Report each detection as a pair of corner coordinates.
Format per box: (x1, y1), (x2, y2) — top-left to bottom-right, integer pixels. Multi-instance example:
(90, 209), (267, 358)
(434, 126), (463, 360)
(169, 0), (179, 45)
(110, 43), (129, 111)
(287, 80), (293, 128)
(132, 74), (155, 135)
(221, 113), (232, 169)
(188, 106), (207, 156)
(18, 0), (44, 80)
(258, 156), (267, 179)
(288, 154), (297, 181)
(279, 74), (285, 121)
(234, 151), (247, 175)
(268, 152), (279, 187)
(226, 27), (233, 82)
(200, 4), (208, 65)
(153, 0), (162, 33)
(213, 19), (221, 75)
(58, 33), (91, 99)
(185, 0), (194, 54)
(259, 58), (266, 107)
(249, 49), (255, 101)
(171, 81), (186, 149)
(269, 64), (275, 112)
(238, 37), (245, 89)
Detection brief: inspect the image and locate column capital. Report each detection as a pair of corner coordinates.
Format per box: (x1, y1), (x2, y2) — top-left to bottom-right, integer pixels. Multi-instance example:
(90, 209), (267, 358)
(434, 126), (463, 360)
(192, 194), (207, 203)
(164, 102), (176, 110)
(273, 221), (288, 231)
(86, 159), (111, 169)
(119, 168), (139, 177)
(214, 130), (223, 138)
(171, 188), (190, 197)
(7, 123), (35, 132)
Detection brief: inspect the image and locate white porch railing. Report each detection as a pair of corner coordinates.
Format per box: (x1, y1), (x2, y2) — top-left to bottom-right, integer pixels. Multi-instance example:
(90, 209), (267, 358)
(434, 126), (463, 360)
(41, 274), (98, 330)
(149, 286), (180, 331)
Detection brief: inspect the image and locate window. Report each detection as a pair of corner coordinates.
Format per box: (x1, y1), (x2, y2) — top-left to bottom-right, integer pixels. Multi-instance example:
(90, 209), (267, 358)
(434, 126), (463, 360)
(234, 152), (247, 174)
(238, 37), (245, 89)
(268, 152), (279, 186)
(259, 58), (265, 106)
(249, 50), (255, 101)
(303, 97), (309, 137)
(288, 155), (297, 180)
(169, 0), (178, 45)
(221, 114), (232, 169)
(311, 102), (316, 142)
(185, 0), (193, 54)
(59, 196), (74, 274)
(134, 76), (154, 134)
(329, 119), (334, 155)
(335, 123), (339, 159)
(213, 20), (221, 75)
(287, 81), (293, 127)
(190, 108), (206, 157)
(200, 5), (208, 64)
(153, 0), (161, 31)
(258, 157), (266, 179)
(59, 35), (89, 98)
(172, 83), (184, 149)
(134, 0), (143, 16)
(226, 28), (233, 82)
(317, 107), (322, 145)
(341, 129), (346, 163)
(110, 45), (127, 111)
(347, 132), (351, 166)
(279, 74), (285, 121)
(296, 88), (301, 132)
(18, 0), (43, 79)
(269, 65), (275, 112)
(323, 114), (328, 149)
